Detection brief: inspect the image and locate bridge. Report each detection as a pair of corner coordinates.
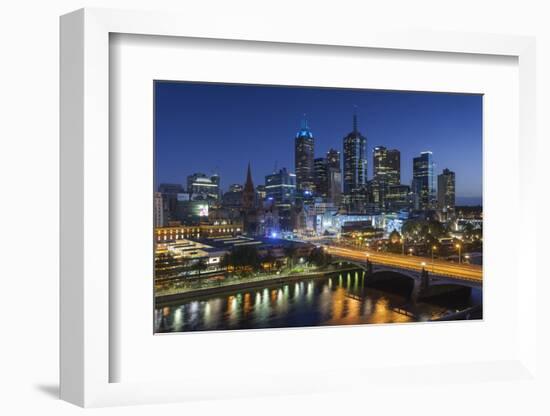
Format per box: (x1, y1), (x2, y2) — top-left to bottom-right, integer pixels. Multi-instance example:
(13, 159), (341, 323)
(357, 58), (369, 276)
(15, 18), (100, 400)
(325, 245), (482, 304)
(325, 245), (482, 286)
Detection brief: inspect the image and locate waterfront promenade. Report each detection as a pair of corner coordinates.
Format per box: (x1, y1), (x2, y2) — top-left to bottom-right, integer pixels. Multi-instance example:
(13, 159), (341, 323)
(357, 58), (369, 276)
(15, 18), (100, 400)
(155, 265), (359, 304)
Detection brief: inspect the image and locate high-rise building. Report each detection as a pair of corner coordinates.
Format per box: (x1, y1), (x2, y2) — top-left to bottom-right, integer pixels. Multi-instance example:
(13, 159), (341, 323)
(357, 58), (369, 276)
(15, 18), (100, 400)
(210, 173), (220, 197)
(327, 169), (342, 206)
(158, 183), (184, 222)
(264, 168), (296, 233)
(221, 189), (243, 209)
(256, 185), (266, 201)
(370, 146), (400, 212)
(175, 199), (210, 224)
(229, 184), (243, 193)
(386, 184), (413, 212)
(343, 112), (367, 212)
(154, 192), (164, 227)
(325, 148), (342, 205)
(343, 113), (367, 195)
(326, 148), (341, 170)
(265, 168), (296, 204)
(412, 151), (435, 210)
(294, 117), (315, 192)
(186, 173), (220, 200)
(367, 179), (386, 213)
(373, 146), (400, 186)
(314, 157), (328, 198)
(437, 168), (456, 214)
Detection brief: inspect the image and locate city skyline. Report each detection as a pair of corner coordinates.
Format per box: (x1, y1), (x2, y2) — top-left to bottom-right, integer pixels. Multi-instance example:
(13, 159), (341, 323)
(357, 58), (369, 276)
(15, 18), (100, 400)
(154, 80), (483, 332)
(155, 81), (482, 205)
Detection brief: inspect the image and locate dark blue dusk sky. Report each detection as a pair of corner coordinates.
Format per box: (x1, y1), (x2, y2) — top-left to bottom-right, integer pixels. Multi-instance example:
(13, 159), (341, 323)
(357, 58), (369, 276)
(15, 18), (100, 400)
(155, 82), (482, 204)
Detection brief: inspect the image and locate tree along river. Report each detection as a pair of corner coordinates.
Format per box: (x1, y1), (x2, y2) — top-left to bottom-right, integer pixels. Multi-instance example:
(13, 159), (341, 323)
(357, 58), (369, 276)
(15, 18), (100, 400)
(155, 269), (482, 333)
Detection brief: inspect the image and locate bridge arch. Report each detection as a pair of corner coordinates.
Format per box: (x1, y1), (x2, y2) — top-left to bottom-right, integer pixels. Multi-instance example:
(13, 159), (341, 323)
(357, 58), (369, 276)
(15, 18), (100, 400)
(365, 270), (416, 298)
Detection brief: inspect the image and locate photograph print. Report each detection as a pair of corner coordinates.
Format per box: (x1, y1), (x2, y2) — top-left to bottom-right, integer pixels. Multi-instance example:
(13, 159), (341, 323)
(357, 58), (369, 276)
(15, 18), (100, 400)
(154, 82), (483, 333)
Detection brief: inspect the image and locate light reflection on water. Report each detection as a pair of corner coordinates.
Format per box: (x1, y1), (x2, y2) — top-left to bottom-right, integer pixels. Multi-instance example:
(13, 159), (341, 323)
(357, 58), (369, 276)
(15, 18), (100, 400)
(155, 271), (478, 333)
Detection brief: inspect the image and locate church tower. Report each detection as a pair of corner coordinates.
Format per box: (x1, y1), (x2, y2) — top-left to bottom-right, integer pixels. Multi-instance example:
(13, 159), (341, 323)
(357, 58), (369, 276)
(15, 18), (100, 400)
(241, 163), (259, 235)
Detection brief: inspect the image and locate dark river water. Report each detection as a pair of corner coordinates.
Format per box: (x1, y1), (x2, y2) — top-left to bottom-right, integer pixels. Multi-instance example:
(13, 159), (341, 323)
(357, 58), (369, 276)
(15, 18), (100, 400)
(155, 270), (482, 333)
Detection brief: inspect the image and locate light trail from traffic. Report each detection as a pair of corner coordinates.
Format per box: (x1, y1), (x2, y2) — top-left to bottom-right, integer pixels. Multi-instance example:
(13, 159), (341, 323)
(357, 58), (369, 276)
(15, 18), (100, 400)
(325, 245), (482, 283)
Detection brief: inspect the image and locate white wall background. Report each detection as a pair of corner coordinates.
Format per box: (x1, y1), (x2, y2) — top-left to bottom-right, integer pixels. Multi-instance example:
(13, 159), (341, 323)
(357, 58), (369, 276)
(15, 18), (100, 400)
(0, 0), (548, 414)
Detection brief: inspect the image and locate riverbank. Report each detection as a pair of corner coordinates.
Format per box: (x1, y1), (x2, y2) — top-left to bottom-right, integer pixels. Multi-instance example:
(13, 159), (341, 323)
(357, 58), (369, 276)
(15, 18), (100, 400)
(156, 266), (361, 305)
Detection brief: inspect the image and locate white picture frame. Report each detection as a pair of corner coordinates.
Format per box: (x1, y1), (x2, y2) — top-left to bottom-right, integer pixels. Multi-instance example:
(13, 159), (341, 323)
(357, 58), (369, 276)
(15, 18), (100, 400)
(60, 7), (538, 408)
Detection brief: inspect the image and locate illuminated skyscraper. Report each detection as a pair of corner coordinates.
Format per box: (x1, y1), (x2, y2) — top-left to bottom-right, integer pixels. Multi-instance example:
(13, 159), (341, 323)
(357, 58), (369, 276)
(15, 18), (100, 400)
(326, 148), (341, 170)
(343, 113), (367, 194)
(265, 168), (296, 204)
(370, 146), (400, 212)
(154, 192), (164, 227)
(294, 116), (315, 192)
(314, 157), (329, 198)
(229, 184), (243, 193)
(186, 173), (220, 200)
(265, 168), (296, 233)
(437, 168), (456, 215)
(343, 112), (367, 212)
(412, 151), (435, 210)
(373, 146), (400, 186)
(325, 148), (342, 205)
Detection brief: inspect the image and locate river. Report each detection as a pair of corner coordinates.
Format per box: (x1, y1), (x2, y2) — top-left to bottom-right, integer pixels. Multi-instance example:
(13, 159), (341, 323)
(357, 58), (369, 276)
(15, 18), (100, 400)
(155, 270), (482, 333)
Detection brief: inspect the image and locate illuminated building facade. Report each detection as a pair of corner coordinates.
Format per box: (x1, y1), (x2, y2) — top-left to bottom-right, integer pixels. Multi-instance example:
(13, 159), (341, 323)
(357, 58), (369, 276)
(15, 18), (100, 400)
(154, 192), (164, 227)
(186, 173), (220, 200)
(314, 157), (328, 198)
(154, 220), (243, 243)
(325, 148), (342, 205)
(294, 117), (315, 192)
(385, 184), (413, 212)
(256, 185), (266, 201)
(343, 113), (367, 212)
(229, 183), (243, 192)
(265, 168), (296, 204)
(175, 199), (210, 224)
(412, 151), (435, 210)
(264, 168), (296, 233)
(373, 146), (400, 186)
(437, 168), (456, 215)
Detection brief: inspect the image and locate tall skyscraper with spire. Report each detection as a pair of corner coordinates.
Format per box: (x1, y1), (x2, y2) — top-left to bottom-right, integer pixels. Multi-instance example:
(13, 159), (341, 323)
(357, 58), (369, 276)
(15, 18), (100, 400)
(343, 111), (367, 196)
(294, 116), (315, 193)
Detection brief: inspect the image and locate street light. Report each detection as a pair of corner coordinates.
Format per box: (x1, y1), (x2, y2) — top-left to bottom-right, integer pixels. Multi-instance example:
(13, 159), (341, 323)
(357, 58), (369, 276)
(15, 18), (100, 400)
(455, 243), (461, 264)
(408, 248), (413, 256)
(431, 245), (437, 272)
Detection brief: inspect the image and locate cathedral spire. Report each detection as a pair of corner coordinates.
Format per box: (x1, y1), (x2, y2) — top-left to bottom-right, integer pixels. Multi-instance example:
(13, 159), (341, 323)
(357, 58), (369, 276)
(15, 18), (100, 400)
(242, 162), (256, 213)
(244, 162), (254, 192)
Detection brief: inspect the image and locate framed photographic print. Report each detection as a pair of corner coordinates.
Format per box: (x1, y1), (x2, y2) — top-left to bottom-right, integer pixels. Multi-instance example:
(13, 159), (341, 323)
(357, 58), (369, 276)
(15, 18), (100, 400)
(153, 81), (483, 334)
(60, 7), (539, 408)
